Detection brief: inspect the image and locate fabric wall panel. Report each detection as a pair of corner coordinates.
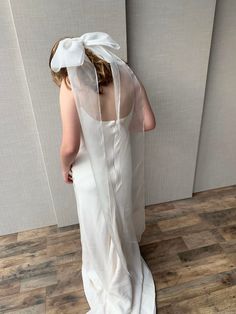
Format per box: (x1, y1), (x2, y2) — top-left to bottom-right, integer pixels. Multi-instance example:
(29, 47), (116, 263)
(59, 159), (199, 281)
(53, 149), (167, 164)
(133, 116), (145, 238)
(126, 0), (216, 204)
(0, 0), (56, 235)
(194, 0), (236, 192)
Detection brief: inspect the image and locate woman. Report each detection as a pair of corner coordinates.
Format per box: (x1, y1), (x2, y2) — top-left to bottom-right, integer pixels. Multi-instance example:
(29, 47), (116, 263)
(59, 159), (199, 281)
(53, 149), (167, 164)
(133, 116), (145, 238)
(49, 32), (156, 313)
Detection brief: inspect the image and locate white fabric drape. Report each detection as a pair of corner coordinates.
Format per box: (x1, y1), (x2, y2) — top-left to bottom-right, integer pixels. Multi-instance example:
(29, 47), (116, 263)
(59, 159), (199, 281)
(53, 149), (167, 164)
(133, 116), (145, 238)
(51, 32), (156, 313)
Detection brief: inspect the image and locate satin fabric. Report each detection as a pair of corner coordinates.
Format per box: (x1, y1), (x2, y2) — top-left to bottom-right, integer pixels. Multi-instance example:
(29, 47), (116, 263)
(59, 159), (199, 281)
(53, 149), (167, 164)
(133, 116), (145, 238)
(71, 106), (156, 313)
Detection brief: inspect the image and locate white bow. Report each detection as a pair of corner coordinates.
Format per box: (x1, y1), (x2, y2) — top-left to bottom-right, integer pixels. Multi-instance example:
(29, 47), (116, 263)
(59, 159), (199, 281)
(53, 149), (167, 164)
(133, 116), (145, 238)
(50, 32), (120, 72)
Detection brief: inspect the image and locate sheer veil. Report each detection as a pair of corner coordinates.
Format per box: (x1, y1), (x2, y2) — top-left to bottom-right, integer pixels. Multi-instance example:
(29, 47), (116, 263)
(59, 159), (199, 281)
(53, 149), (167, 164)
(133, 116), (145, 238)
(50, 32), (145, 278)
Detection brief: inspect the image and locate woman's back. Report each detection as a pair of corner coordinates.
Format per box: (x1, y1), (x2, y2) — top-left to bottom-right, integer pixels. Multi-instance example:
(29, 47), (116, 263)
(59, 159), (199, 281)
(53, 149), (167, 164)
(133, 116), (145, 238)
(98, 67), (156, 130)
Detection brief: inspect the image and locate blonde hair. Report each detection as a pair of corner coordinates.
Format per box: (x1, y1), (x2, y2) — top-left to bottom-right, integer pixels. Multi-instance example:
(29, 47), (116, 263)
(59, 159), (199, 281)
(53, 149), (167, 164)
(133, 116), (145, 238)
(49, 36), (114, 94)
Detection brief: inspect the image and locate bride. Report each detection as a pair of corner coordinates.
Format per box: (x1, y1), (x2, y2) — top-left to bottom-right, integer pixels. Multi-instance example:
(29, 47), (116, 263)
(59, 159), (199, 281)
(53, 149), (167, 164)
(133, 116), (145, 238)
(49, 32), (156, 313)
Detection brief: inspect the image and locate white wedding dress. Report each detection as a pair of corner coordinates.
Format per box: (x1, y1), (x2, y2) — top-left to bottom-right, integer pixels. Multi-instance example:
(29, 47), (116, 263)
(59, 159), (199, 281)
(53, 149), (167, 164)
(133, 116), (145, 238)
(71, 106), (156, 313)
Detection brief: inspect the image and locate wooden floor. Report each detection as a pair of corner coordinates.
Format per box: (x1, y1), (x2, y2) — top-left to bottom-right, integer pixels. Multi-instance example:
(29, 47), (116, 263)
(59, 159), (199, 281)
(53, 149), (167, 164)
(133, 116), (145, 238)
(0, 186), (235, 313)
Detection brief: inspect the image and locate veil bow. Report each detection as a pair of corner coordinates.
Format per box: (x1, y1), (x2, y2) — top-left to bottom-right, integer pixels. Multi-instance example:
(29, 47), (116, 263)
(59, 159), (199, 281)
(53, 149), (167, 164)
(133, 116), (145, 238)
(50, 32), (120, 72)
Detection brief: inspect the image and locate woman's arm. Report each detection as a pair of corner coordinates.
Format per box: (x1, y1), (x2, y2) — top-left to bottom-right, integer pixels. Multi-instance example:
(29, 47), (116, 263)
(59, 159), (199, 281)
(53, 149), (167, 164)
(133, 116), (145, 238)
(133, 71), (156, 131)
(59, 79), (81, 183)
(140, 82), (156, 131)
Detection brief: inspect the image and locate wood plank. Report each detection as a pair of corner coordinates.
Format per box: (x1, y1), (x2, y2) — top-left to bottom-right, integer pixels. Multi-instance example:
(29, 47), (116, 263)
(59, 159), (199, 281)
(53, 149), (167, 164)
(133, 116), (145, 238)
(0, 287), (45, 312)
